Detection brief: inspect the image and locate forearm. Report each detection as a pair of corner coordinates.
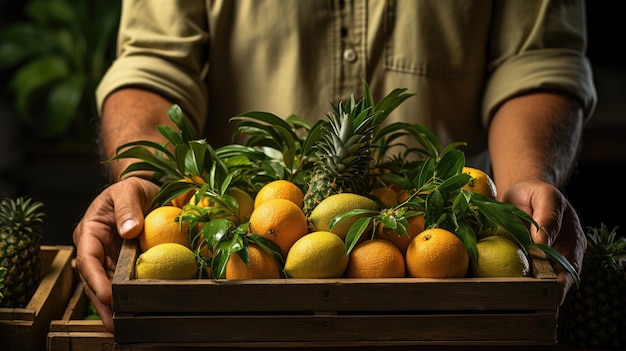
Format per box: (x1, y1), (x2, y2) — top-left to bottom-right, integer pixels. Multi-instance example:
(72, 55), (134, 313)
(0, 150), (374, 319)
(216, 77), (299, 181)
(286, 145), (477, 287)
(99, 88), (175, 181)
(488, 91), (584, 197)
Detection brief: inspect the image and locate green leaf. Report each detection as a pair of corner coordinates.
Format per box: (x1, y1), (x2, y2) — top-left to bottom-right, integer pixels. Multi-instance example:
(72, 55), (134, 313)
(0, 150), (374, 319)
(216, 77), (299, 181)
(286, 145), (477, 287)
(533, 243), (580, 285)
(0, 24), (52, 68)
(470, 194), (535, 252)
(167, 104), (198, 141)
(10, 55), (69, 119)
(457, 221), (478, 263)
(27, 0), (76, 25)
(439, 173), (471, 193)
(345, 217), (375, 254)
(44, 74), (86, 137)
(435, 149), (465, 180)
(329, 209), (379, 231)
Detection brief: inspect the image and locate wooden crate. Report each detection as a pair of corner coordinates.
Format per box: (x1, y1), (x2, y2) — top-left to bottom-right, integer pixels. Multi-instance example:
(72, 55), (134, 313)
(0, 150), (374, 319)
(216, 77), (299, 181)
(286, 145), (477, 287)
(47, 281), (114, 351)
(112, 239), (560, 349)
(0, 245), (74, 351)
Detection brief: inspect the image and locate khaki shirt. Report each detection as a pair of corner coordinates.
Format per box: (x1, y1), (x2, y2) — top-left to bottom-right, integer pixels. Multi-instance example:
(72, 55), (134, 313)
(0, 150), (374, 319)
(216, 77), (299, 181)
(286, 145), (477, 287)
(97, 0), (596, 165)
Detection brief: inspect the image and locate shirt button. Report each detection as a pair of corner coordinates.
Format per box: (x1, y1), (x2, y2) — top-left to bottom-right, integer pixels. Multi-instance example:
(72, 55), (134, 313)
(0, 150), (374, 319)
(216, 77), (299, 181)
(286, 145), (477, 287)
(343, 48), (357, 63)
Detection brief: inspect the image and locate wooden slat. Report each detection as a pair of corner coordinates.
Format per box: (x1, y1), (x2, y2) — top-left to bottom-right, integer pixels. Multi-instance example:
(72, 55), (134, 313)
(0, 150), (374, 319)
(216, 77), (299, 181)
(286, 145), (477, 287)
(114, 312), (556, 345)
(48, 281), (115, 350)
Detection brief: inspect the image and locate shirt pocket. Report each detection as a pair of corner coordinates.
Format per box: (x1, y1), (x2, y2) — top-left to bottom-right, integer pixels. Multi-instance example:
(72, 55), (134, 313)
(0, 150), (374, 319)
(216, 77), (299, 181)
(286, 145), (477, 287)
(383, 0), (492, 78)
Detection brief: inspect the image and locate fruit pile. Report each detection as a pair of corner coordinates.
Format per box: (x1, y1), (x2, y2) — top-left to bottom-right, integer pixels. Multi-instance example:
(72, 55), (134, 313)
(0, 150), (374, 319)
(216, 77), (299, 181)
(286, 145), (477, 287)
(110, 80), (578, 282)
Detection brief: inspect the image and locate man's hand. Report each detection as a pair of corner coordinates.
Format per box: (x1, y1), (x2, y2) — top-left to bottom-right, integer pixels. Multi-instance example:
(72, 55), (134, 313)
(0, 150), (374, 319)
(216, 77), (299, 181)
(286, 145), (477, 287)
(500, 180), (586, 304)
(73, 177), (160, 332)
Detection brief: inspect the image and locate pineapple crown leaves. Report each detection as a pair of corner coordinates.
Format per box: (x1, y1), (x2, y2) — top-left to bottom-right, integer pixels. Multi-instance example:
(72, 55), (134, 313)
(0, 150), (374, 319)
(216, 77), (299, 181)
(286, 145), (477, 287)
(0, 196), (45, 240)
(584, 223), (625, 271)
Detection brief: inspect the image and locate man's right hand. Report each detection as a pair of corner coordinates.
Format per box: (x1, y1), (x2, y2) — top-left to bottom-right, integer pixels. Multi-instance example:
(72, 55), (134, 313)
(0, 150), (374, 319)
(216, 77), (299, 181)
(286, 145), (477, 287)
(73, 177), (160, 333)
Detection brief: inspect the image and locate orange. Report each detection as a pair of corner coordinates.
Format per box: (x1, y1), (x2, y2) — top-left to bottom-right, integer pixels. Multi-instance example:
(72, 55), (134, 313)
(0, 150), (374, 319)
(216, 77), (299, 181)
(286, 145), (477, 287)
(461, 167), (497, 199)
(227, 188), (255, 224)
(170, 175), (206, 207)
(170, 189), (194, 208)
(189, 187), (254, 225)
(139, 206), (190, 252)
(396, 188), (411, 203)
(225, 244), (282, 279)
(376, 214), (425, 255)
(369, 187), (398, 207)
(248, 198), (309, 256)
(345, 239), (406, 278)
(405, 228), (469, 278)
(254, 180), (304, 209)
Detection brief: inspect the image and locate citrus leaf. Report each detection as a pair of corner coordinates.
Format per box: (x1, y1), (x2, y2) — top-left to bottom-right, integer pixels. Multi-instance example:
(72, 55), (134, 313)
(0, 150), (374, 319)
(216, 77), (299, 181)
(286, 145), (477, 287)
(439, 173), (471, 193)
(329, 208), (379, 231)
(345, 217), (374, 254)
(435, 149), (465, 180)
(457, 221), (478, 263)
(533, 243), (580, 285)
(167, 104), (198, 141)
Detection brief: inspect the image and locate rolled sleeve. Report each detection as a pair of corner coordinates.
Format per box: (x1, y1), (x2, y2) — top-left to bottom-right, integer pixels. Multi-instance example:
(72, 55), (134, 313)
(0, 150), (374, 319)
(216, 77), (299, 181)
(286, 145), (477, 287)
(96, 55), (208, 127)
(482, 0), (597, 127)
(95, 0), (209, 128)
(483, 49), (596, 126)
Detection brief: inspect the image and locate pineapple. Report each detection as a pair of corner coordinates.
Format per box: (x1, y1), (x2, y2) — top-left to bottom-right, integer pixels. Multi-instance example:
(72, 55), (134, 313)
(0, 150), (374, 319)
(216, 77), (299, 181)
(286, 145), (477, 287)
(302, 80), (414, 216)
(560, 223), (626, 349)
(0, 197), (45, 308)
(0, 267), (7, 304)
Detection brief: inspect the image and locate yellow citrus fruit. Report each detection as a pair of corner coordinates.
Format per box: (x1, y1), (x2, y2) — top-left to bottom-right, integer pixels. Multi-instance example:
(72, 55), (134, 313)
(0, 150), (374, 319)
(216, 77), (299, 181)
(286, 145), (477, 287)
(284, 231), (349, 278)
(405, 228), (469, 278)
(249, 198), (308, 256)
(345, 239), (406, 278)
(369, 186), (399, 207)
(471, 235), (530, 277)
(225, 244), (282, 279)
(308, 193), (379, 240)
(376, 214), (425, 255)
(135, 243), (198, 279)
(254, 179), (305, 209)
(461, 166), (497, 199)
(139, 206), (190, 252)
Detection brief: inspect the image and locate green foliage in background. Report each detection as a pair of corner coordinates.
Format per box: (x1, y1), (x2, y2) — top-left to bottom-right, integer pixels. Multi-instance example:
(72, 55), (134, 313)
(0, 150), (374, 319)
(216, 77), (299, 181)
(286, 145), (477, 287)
(0, 0), (120, 144)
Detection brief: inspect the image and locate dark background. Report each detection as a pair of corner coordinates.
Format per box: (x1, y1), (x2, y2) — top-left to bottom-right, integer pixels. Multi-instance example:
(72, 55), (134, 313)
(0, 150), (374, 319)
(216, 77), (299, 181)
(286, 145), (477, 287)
(0, 1), (624, 246)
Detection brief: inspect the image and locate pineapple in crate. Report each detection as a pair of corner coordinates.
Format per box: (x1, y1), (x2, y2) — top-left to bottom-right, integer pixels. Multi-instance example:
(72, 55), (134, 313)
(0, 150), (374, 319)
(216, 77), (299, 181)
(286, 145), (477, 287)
(560, 223), (626, 349)
(0, 197), (45, 308)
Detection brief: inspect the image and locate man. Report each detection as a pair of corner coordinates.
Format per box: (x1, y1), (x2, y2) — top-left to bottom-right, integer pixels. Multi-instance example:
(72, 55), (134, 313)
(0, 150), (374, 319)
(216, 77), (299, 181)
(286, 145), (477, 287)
(74, 0), (596, 332)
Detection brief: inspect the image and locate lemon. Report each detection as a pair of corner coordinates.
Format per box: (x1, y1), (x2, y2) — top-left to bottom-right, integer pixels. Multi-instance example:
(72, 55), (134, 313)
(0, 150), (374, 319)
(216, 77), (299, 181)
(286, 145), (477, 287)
(308, 193), (379, 240)
(135, 243), (198, 279)
(461, 166), (497, 199)
(471, 235), (530, 278)
(284, 231), (349, 278)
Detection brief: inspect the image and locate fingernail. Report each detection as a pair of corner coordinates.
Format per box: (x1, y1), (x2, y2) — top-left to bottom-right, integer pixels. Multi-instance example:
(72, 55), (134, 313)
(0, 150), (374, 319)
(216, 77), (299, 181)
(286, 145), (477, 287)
(120, 219), (138, 235)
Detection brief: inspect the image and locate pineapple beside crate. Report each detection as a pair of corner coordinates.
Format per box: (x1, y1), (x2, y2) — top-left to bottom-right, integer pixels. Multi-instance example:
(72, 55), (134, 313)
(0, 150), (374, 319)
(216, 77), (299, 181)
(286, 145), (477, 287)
(0, 197), (44, 307)
(560, 223), (626, 349)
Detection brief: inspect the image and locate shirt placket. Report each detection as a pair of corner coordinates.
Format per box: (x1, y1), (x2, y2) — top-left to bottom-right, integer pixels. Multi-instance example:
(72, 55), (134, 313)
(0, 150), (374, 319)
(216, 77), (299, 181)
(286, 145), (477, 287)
(333, 0), (367, 100)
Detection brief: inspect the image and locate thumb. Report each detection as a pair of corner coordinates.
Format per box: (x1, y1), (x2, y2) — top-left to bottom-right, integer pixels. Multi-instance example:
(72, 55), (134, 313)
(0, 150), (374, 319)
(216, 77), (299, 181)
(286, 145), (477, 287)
(113, 177), (160, 239)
